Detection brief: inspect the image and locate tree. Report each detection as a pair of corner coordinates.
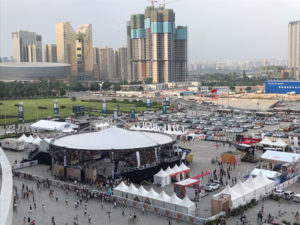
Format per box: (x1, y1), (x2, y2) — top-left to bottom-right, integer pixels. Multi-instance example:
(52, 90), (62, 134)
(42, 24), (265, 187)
(71, 96), (76, 101)
(113, 83), (121, 91)
(245, 86), (252, 92)
(144, 77), (153, 84)
(90, 82), (100, 91)
(229, 86), (236, 92)
(101, 81), (111, 90)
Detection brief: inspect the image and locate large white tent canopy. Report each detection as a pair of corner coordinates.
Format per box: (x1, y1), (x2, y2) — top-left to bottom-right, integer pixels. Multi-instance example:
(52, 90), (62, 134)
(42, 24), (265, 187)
(31, 120), (78, 131)
(52, 126), (174, 150)
(251, 168), (281, 180)
(260, 150), (300, 163)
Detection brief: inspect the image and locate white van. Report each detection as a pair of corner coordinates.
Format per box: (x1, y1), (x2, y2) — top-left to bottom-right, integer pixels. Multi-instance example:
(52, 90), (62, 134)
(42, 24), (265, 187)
(293, 194), (300, 203)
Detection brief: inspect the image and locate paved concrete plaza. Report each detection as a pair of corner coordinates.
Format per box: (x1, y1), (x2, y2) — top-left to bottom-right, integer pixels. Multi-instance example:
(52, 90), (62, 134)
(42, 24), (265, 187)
(12, 177), (190, 225)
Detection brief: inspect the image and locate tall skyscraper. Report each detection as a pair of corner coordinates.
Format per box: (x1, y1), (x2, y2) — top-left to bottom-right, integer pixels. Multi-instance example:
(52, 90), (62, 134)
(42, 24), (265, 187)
(127, 6), (187, 83)
(288, 20), (300, 80)
(96, 46), (117, 81)
(44, 44), (57, 62)
(56, 22), (94, 80)
(116, 47), (128, 81)
(12, 30), (42, 62)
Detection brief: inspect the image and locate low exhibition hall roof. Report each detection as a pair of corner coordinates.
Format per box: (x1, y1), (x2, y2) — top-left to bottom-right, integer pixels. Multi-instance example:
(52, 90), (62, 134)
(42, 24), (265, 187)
(52, 126), (174, 151)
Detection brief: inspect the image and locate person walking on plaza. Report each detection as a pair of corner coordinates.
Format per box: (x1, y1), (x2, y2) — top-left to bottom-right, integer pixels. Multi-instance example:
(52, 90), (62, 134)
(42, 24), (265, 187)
(29, 204), (32, 214)
(88, 214), (91, 224)
(65, 198), (68, 206)
(296, 211), (299, 221)
(42, 203), (46, 212)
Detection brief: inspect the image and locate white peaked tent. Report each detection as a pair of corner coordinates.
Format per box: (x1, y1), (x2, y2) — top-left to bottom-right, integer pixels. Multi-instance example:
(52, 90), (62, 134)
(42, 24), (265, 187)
(179, 162), (191, 179)
(165, 166), (176, 177)
(113, 181), (129, 197)
(18, 134), (27, 142)
(167, 193), (184, 211)
(172, 164), (181, 181)
(156, 191), (171, 208)
(127, 183), (139, 200)
(243, 177), (261, 199)
(33, 136), (42, 145)
(231, 180), (254, 202)
(274, 139), (288, 150)
(253, 171), (275, 194)
(182, 196), (196, 214)
(179, 162), (190, 172)
(26, 135), (35, 143)
(148, 188), (160, 204)
(260, 137), (274, 146)
(217, 184), (243, 208)
(137, 186), (149, 202)
(153, 169), (170, 187)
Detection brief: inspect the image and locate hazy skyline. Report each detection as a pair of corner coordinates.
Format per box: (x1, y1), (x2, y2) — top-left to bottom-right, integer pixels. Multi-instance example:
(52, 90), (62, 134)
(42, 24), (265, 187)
(0, 0), (299, 61)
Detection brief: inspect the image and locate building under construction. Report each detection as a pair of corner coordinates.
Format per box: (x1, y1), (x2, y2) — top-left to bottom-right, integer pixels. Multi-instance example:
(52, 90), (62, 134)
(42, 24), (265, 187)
(127, 6), (187, 83)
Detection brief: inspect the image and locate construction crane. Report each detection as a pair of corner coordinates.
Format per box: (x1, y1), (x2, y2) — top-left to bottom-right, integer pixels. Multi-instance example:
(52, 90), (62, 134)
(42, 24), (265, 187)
(147, 0), (158, 6)
(159, 0), (181, 8)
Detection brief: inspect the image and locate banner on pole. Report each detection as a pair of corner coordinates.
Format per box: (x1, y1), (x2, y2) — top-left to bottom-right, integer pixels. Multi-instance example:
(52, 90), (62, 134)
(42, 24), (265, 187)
(54, 101), (59, 117)
(136, 151), (140, 168)
(102, 102), (107, 116)
(18, 104), (24, 122)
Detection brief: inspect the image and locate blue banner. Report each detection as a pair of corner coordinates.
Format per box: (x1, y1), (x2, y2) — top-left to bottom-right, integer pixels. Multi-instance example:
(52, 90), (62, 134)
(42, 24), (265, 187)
(131, 107), (135, 118)
(163, 105), (167, 114)
(146, 98), (151, 110)
(54, 102), (59, 117)
(18, 104), (24, 122)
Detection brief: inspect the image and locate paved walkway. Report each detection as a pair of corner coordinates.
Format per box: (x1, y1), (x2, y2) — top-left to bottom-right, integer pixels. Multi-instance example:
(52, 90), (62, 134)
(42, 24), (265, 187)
(12, 177), (190, 225)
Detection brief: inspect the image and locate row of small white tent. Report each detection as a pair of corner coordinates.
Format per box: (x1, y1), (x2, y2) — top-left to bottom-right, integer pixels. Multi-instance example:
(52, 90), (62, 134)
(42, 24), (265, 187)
(18, 134), (52, 146)
(114, 182), (196, 215)
(130, 123), (185, 135)
(18, 134), (42, 145)
(214, 171), (275, 208)
(259, 137), (288, 148)
(153, 163), (191, 187)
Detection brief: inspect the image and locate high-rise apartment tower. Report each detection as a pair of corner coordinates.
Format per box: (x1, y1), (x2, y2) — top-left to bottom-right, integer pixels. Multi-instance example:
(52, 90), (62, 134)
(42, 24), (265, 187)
(44, 44), (57, 63)
(56, 22), (94, 80)
(288, 21), (300, 80)
(127, 6), (187, 83)
(12, 30), (43, 62)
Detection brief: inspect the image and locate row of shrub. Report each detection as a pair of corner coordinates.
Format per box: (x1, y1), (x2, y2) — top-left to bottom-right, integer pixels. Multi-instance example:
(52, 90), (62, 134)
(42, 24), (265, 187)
(230, 199), (258, 216)
(268, 194), (280, 201)
(204, 217), (222, 225)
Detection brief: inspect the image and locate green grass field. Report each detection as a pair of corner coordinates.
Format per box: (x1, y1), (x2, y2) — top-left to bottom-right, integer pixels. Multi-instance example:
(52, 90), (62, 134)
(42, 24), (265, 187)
(0, 98), (153, 125)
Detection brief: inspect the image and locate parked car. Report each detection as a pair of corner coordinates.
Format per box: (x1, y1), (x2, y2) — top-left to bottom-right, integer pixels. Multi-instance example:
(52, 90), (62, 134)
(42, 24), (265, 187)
(284, 191), (295, 200)
(293, 194), (300, 203)
(274, 189), (285, 197)
(203, 183), (220, 192)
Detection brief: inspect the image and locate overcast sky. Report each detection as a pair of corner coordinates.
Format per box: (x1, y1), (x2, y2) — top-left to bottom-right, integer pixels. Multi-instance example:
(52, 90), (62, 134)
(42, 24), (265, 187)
(0, 0), (299, 61)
